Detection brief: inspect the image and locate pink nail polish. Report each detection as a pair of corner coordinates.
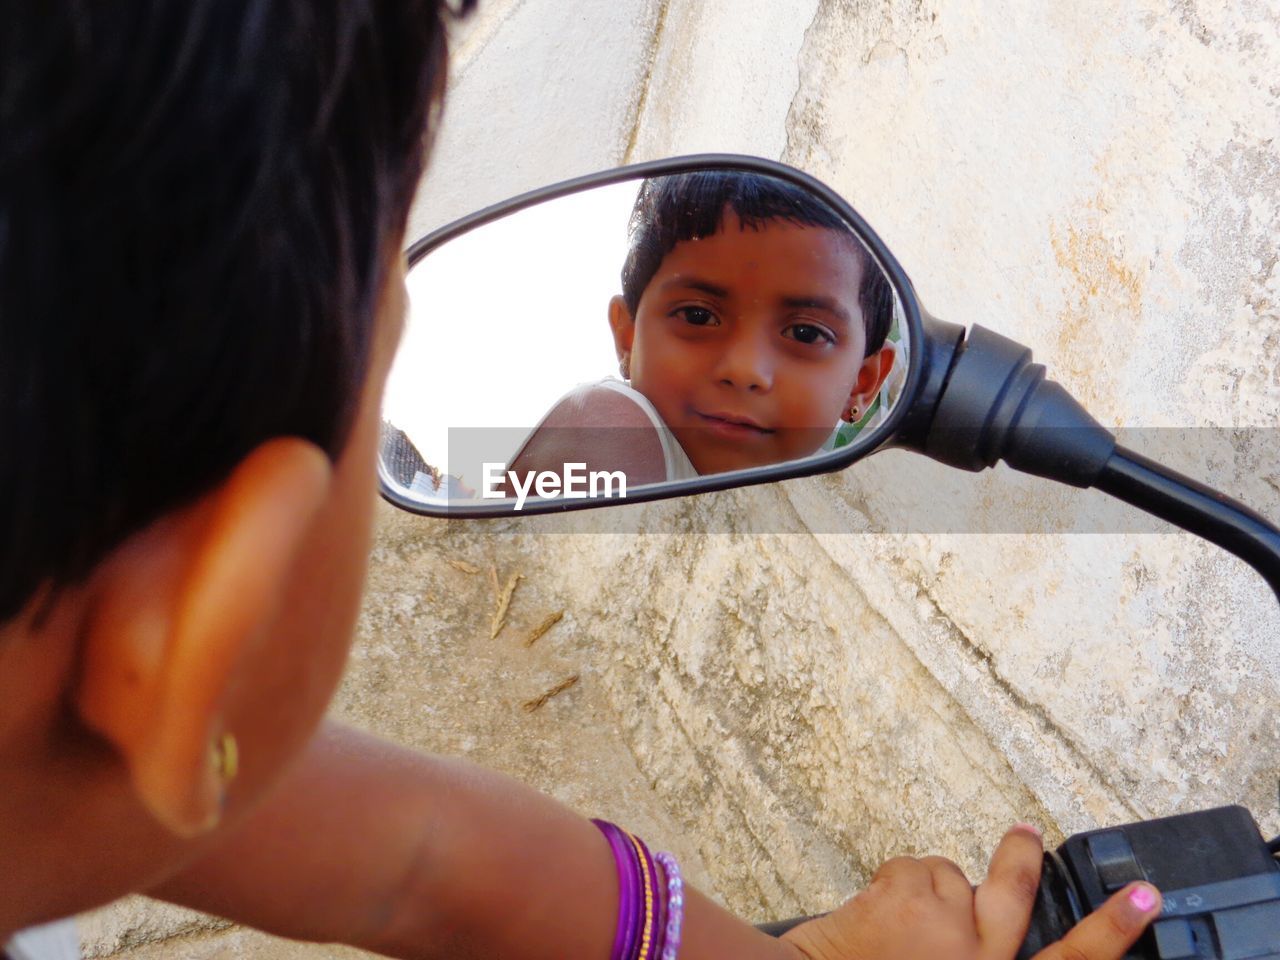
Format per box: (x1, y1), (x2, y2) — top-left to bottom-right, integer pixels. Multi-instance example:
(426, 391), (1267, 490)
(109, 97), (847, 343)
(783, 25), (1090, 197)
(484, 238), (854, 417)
(1013, 821), (1042, 837)
(1129, 884), (1157, 912)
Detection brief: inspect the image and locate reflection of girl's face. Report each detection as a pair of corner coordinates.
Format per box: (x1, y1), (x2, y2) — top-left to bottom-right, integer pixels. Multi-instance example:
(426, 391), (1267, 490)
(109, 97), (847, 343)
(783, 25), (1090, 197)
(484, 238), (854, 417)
(617, 213), (870, 475)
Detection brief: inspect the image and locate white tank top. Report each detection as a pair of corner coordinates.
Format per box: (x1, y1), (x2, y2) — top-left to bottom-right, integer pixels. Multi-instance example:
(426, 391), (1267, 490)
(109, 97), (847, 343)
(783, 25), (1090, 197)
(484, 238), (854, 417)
(5, 919), (80, 960)
(511, 379), (699, 483)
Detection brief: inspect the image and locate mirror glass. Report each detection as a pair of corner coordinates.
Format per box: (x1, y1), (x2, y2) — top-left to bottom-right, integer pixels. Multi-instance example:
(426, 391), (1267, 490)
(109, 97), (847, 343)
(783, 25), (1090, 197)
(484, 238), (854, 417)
(381, 168), (911, 513)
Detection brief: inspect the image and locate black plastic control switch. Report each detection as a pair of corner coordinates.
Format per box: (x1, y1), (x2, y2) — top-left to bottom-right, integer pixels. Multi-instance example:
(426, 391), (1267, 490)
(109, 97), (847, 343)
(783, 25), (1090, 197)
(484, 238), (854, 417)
(1153, 919), (1198, 960)
(1214, 901), (1280, 960)
(1086, 830), (1146, 892)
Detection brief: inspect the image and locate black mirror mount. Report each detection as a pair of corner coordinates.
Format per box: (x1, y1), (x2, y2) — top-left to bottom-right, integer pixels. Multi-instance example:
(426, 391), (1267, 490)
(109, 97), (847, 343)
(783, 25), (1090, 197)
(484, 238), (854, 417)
(902, 322), (1280, 605)
(916, 323), (1117, 488)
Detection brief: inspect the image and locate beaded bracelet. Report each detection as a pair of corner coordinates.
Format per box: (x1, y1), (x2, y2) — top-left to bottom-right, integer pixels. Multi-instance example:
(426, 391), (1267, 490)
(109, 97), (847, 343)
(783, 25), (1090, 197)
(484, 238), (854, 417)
(654, 851), (684, 960)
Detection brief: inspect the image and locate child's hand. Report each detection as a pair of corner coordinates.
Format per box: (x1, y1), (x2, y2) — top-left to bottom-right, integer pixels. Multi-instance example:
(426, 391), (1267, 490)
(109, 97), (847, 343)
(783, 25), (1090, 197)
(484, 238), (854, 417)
(779, 824), (1162, 960)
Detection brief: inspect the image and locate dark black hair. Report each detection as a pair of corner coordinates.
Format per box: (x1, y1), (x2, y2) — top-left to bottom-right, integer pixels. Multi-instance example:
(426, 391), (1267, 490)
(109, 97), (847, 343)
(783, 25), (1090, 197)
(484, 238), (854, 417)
(620, 171), (894, 356)
(0, 0), (474, 623)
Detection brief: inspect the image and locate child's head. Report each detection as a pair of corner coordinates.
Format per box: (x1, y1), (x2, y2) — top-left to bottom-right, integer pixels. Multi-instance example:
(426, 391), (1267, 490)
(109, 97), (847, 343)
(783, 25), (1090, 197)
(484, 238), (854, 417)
(0, 0), (469, 920)
(610, 172), (897, 475)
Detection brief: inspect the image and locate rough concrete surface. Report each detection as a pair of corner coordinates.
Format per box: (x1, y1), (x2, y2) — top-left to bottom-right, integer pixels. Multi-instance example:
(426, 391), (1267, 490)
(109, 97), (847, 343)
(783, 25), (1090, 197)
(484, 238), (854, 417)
(87, 0), (1280, 955)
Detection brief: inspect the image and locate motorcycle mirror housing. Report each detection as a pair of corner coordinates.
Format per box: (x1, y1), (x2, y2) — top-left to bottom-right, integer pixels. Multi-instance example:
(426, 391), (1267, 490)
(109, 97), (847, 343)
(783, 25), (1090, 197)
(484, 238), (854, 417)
(380, 155), (932, 515)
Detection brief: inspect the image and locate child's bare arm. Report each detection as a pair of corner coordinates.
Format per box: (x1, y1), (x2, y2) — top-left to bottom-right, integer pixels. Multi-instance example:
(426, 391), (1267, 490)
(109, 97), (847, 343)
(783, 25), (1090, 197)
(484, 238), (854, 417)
(150, 721), (800, 960)
(152, 723), (1158, 960)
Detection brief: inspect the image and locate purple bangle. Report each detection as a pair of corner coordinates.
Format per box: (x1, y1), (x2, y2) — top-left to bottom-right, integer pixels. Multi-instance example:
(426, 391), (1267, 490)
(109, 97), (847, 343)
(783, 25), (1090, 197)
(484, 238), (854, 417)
(654, 852), (684, 960)
(593, 819), (643, 960)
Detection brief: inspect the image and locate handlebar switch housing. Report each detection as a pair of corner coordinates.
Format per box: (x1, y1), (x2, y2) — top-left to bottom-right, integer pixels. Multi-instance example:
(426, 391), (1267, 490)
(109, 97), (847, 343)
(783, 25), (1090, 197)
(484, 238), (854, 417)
(1020, 805), (1280, 960)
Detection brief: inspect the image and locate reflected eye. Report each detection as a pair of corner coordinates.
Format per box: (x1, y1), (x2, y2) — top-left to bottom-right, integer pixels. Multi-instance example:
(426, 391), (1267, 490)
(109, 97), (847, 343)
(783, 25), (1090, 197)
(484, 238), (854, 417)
(783, 322), (835, 346)
(674, 306), (718, 326)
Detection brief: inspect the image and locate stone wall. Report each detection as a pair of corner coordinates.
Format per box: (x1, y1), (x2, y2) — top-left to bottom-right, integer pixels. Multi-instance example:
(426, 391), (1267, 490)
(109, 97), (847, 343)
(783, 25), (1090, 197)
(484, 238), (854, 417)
(86, 1), (1280, 954)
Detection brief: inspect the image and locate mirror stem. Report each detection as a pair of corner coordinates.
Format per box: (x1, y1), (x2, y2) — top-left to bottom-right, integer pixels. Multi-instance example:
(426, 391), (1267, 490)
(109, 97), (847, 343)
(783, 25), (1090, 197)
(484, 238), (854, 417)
(1095, 446), (1280, 605)
(922, 324), (1280, 606)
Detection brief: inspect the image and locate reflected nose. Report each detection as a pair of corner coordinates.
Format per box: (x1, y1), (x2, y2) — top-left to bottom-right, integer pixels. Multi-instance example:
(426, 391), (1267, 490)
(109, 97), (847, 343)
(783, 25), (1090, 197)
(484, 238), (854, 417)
(712, 327), (774, 392)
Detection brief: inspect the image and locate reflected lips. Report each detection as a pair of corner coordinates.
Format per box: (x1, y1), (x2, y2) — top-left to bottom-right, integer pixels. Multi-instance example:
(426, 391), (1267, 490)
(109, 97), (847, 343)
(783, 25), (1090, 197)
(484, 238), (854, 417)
(696, 410), (772, 439)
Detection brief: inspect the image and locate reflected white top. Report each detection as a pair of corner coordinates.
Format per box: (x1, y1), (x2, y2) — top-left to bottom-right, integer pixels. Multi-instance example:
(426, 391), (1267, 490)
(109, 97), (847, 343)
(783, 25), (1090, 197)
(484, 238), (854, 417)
(5, 919), (80, 960)
(591, 379), (699, 482)
(510, 378), (699, 483)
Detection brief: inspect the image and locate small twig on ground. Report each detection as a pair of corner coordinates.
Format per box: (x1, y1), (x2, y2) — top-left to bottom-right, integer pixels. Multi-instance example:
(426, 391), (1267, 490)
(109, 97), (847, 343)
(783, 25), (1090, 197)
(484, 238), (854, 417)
(523, 610), (565, 648)
(447, 558), (481, 575)
(489, 571), (524, 639)
(522, 674), (579, 713)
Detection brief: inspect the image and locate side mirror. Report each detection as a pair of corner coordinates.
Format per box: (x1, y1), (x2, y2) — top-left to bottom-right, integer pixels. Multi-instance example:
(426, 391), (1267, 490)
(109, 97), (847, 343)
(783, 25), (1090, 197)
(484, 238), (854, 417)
(379, 156), (926, 515)
(381, 155), (1280, 605)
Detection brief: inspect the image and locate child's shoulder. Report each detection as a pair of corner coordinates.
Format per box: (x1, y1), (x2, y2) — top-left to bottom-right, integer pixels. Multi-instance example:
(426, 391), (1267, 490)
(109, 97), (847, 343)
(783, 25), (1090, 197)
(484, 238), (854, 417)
(548, 379), (663, 432)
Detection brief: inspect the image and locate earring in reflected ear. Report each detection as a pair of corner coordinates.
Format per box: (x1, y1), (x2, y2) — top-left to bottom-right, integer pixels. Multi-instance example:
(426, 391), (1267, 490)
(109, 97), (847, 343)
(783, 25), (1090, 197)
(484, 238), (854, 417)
(844, 404), (860, 423)
(213, 732), (239, 786)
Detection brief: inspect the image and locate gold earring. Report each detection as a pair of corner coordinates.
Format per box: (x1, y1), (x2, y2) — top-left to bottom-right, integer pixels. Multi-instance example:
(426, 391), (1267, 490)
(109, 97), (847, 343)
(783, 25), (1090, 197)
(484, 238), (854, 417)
(213, 732), (239, 785)
(845, 405), (859, 423)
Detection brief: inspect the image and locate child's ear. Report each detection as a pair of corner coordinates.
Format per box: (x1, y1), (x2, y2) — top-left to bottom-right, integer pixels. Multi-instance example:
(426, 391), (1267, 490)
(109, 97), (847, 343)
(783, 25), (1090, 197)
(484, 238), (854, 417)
(846, 343), (897, 418)
(608, 295), (635, 376)
(75, 438), (331, 837)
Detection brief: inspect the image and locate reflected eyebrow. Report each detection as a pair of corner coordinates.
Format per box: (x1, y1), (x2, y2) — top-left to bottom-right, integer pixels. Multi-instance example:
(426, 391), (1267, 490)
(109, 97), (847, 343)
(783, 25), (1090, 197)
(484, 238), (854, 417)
(658, 277), (729, 298)
(781, 295), (852, 328)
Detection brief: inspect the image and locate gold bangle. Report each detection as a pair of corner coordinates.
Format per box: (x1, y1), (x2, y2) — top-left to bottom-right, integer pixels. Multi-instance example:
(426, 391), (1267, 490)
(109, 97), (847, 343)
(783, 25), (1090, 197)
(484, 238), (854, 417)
(625, 830), (656, 960)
